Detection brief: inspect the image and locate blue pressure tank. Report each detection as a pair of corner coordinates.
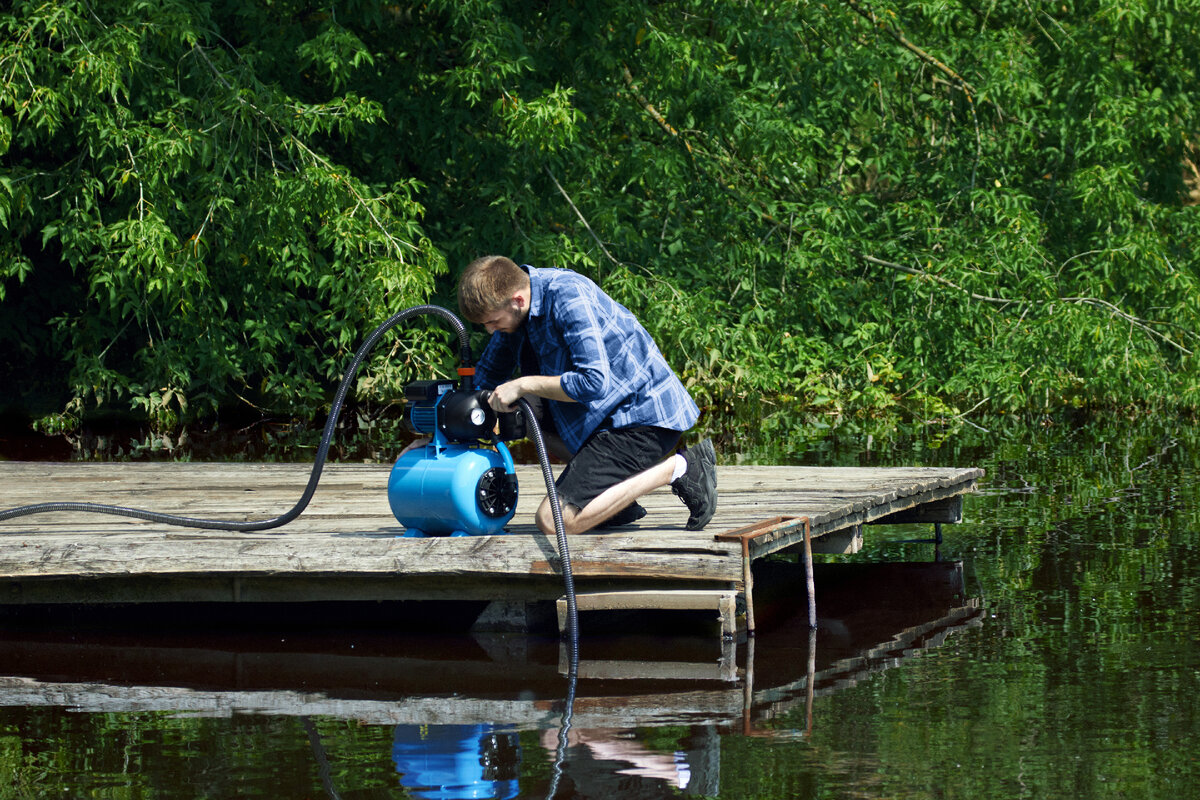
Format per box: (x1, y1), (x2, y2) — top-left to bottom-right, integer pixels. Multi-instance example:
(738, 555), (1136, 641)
(387, 380), (518, 537)
(387, 440), (517, 537)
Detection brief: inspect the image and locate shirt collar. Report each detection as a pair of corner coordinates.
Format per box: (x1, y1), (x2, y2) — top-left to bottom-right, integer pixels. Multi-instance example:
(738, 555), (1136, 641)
(521, 264), (543, 319)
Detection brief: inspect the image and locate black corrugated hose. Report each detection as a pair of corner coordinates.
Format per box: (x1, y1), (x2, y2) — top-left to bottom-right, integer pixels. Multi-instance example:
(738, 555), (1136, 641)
(0, 305), (470, 531)
(0, 302), (582, 764)
(517, 396), (579, 664)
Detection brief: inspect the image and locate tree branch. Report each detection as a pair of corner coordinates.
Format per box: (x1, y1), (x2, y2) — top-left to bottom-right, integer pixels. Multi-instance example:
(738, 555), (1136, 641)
(123, 143), (145, 221)
(620, 64), (692, 154)
(544, 165), (622, 268)
(190, 44), (415, 261)
(842, 0), (977, 100)
(544, 166), (686, 300)
(863, 254), (1194, 356)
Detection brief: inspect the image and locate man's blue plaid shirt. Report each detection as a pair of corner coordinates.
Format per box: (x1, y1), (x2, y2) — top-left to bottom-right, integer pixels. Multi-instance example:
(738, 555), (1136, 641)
(473, 266), (699, 455)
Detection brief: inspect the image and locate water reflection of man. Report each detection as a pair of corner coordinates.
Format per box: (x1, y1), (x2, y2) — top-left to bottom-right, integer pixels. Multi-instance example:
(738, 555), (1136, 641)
(540, 726), (718, 797)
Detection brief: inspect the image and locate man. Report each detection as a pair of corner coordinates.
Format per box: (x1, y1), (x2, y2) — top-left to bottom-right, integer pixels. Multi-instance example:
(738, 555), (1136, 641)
(458, 255), (716, 536)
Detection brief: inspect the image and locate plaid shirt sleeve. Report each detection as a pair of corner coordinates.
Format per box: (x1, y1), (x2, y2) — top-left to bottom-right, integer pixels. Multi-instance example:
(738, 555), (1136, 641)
(527, 268), (698, 453)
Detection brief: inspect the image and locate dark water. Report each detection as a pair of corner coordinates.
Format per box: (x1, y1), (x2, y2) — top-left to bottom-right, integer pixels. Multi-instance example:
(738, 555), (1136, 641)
(1, 412), (1198, 798)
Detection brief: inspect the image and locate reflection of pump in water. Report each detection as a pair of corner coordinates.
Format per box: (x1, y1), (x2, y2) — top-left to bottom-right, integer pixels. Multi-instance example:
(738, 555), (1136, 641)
(388, 380), (521, 538)
(392, 724), (521, 800)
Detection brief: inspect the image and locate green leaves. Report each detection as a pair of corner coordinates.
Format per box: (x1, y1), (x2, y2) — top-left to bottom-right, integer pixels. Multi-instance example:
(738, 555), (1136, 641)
(297, 22), (375, 93)
(1, 0), (1198, 431)
(494, 84), (583, 154)
(0, 0), (444, 426)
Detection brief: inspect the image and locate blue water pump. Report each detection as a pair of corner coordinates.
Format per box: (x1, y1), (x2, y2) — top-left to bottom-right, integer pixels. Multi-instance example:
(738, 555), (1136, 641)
(387, 379), (519, 537)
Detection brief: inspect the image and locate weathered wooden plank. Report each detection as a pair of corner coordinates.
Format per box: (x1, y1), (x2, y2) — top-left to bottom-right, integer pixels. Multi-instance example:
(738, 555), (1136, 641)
(557, 589), (738, 638)
(869, 495), (963, 524)
(0, 536), (741, 582)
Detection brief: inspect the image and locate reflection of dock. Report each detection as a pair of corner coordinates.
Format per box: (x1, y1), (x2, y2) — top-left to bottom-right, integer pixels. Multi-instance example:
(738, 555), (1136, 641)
(0, 463), (981, 631)
(0, 563), (983, 730)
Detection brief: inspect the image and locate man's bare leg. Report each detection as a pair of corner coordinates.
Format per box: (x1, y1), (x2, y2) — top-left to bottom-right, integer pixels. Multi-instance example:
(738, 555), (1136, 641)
(535, 458), (676, 535)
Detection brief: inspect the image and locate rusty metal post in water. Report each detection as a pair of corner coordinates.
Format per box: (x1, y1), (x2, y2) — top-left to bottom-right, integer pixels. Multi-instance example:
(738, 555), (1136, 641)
(716, 515), (815, 634)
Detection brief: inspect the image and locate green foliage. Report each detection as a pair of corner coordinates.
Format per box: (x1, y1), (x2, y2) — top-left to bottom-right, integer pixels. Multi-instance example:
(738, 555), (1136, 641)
(2, 0), (1199, 431)
(0, 0), (445, 427)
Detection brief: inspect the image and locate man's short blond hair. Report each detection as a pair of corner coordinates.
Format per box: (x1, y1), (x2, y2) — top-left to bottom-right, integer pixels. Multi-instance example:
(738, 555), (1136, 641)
(458, 255), (528, 321)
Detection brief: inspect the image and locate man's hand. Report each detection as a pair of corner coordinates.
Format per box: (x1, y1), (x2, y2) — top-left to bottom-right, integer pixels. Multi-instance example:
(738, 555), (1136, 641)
(488, 379), (526, 412)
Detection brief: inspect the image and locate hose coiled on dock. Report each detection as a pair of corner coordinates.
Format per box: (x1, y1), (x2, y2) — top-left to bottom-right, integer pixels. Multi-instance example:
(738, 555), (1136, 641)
(0, 305), (470, 531)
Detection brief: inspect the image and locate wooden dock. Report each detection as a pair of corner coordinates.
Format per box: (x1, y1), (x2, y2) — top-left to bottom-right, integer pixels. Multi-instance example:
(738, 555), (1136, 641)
(0, 461), (982, 631)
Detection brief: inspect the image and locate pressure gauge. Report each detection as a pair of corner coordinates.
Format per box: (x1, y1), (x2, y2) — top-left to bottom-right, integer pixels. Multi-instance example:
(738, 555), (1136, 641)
(439, 389), (496, 441)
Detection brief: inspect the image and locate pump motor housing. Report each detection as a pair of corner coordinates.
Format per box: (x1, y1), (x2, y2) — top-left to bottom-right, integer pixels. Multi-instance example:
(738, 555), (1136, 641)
(387, 380), (518, 537)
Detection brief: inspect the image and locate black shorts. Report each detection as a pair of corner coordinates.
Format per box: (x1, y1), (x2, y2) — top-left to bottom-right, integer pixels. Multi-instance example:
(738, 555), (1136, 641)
(554, 426), (681, 511)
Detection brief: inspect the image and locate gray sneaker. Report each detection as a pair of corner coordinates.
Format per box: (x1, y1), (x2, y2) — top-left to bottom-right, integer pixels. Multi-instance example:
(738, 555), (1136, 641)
(671, 438), (717, 530)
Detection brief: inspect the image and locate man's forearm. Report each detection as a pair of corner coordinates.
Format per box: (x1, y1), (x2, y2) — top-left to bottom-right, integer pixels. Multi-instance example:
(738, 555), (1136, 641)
(489, 374), (574, 411)
(516, 374), (574, 403)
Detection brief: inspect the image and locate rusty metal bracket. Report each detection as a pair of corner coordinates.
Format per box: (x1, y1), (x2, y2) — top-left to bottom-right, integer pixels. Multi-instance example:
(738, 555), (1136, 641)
(716, 515), (815, 634)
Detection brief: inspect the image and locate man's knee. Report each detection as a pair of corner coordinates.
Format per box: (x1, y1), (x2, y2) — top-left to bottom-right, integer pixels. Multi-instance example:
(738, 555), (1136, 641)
(536, 497), (580, 535)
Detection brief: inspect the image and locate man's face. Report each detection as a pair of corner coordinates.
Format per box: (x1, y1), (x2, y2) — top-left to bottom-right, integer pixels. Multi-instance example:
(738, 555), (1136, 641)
(478, 299), (524, 334)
